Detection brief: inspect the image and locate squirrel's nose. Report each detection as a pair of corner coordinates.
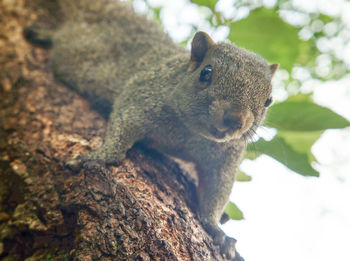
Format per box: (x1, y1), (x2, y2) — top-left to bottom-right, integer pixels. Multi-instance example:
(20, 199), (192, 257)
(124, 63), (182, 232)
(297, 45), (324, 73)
(223, 117), (242, 131)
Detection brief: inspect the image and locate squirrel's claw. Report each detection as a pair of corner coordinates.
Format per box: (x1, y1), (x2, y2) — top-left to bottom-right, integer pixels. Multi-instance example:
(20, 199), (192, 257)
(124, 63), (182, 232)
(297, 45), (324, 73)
(221, 236), (237, 260)
(66, 157), (85, 172)
(65, 152), (100, 172)
(220, 236), (245, 261)
(66, 149), (123, 172)
(202, 220), (242, 260)
(233, 251), (245, 261)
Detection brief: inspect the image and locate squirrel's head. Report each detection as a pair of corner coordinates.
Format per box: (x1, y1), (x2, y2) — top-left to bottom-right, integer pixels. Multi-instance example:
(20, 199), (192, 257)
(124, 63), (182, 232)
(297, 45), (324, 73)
(182, 31), (278, 142)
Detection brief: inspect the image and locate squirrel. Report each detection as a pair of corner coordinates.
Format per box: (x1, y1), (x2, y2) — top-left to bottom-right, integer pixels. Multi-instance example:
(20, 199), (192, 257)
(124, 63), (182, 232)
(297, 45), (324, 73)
(24, 0), (278, 259)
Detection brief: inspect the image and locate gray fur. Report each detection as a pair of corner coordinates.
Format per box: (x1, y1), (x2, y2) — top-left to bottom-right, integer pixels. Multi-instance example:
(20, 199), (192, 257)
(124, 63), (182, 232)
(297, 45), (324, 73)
(25, 0), (277, 259)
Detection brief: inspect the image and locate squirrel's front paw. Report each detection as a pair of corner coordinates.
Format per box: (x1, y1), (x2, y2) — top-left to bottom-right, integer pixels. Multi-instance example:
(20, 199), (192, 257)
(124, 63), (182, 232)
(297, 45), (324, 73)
(66, 150), (123, 172)
(212, 230), (239, 260)
(221, 236), (244, 261)
(66, 157), (109, 173)
(65, 154), (97, 172)
(201, 220), (243, 260)
(66, 156), (85, 172)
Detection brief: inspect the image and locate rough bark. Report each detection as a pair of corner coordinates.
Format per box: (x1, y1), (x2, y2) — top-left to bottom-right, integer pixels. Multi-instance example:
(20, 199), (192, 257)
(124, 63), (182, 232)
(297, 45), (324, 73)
(0, 0), (232, 260)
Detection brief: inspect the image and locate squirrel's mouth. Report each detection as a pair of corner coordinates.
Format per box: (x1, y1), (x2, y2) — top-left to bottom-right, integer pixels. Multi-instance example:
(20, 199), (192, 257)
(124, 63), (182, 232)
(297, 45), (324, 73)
(210, 127), (226, 139)
(208, 126), (243, 142)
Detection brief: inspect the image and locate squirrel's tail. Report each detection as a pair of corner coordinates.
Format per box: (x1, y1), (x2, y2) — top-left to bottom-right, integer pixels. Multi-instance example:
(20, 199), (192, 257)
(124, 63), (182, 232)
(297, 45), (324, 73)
(59, 0), (128, 21)
(24, 0), (129, 47)
(23, 26), (53, 48)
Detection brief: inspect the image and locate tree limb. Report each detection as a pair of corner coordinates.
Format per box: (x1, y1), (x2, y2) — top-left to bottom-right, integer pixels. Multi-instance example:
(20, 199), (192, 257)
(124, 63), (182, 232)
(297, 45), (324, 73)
(0, 0), (234, 260)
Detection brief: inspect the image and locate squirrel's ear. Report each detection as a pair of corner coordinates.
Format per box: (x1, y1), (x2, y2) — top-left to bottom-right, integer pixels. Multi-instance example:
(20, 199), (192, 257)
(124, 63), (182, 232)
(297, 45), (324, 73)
(189, 31), (215, 71)
(270, 63), (279, 76)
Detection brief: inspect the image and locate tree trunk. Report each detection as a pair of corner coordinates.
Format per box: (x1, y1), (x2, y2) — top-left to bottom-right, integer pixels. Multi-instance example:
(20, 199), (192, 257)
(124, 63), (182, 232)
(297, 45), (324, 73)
(0, 0), (231, 260)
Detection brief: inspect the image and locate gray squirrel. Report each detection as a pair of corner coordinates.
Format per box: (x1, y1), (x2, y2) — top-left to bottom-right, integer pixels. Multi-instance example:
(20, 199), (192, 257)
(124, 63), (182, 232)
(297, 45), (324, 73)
(24, 0), (278, 259)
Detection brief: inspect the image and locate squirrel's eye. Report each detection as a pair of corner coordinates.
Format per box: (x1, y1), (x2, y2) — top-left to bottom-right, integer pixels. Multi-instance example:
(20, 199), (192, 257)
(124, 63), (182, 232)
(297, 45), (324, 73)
(264, 97), (273, 107)
(199, 65), (213, 84)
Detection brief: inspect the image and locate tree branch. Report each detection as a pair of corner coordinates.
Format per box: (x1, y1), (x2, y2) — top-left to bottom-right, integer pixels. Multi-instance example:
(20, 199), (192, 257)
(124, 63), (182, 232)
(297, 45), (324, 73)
(0, 0), (232, 260)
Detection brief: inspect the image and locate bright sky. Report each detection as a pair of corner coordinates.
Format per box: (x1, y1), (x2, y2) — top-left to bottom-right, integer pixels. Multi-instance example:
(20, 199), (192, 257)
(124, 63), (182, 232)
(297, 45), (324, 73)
(133, 0), (350, 260)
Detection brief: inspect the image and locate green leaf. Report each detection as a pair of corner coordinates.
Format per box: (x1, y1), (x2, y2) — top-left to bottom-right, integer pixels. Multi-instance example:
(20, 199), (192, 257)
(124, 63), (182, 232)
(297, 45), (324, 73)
(153, 7), (162, 24)
(236, 170), (252, 182)
(249, 135), (319, 176)
(225, 202), (244, 220)
(228, 7), (305, 72)
(190, 0), (217, 11)
(244, 149), (262, 160)
(278, 130), (322, 162)
(318, 14), (333, 24)
(265, 95), (350, 131)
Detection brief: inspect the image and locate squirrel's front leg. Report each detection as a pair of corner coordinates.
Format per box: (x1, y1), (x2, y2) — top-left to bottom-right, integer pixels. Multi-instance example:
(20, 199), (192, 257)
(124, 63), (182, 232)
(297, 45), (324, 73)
(67, 101), (149, 171)
(193, 144), (245, 260)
